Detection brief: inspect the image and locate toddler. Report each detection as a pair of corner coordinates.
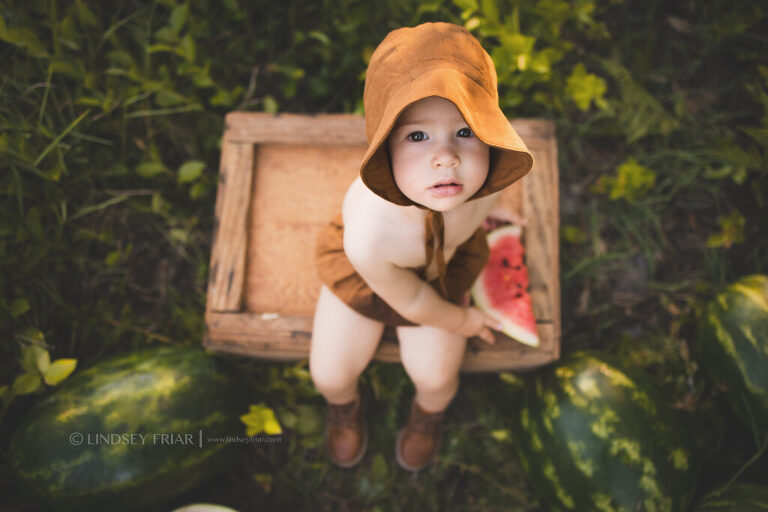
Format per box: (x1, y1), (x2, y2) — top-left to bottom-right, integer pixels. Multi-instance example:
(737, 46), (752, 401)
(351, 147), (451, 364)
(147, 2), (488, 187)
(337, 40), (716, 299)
(309, 22), (533, 471)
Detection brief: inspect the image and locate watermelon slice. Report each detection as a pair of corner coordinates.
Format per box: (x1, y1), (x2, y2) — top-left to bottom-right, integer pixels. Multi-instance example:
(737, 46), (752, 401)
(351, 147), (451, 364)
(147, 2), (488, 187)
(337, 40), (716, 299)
(471, 224), (539, 347)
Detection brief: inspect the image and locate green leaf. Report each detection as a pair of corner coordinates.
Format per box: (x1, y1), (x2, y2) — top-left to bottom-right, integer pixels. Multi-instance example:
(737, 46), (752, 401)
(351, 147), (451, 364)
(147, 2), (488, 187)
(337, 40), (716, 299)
(34, 110), (91, 167)
(371, 453), (388, 480)
(178, 160), (205, 183)
(480, 0), (499, 23)
(136, 161), (168, 178)
(240, 403), (283, 436)
(148, 43), (176, 54)
(10, 297), (30, 317)
(706, 210), (745, 249)
(51, 59), (84, 79)
(601, 59), (678, 141)
(189, 181), (207, 199)
(75, 2), (99, 27)
(283, 361), (312, 382)
(0, 384), (13, 407)
(308, 30), (330, 45)
(453, 0), (478, 18)
(155, 87), (189, 107)
(18, 327), (45, 344)
(500, 32), (535, 55)
(12, 373), (42, 395)
(263, 95), (278, 114)
(292, 404), (321, 435)
(169, 228), (188, 246)
(152, 192), (166, 213)
(465, 17), (481, 31)
(68, 194), (131, 222)
(562, 225), (587, 244)
(210, 88), (237, 107)
(20, 342), (49, 374)
(594, 157), (656, 203)
(105, 249), (121, 266)
(453, 0), (478, 10)
(491, 428), (511, 441)
(566, 63), (606, 111)
(170, 4), (189, 34)
(153, 26), (178, 44)
(179, 33), (195, 62)
(499, 371), (524, 389)
(191, 65), (214, 87)
(43, 358), (78, 386)
(0, 15), (49, 57)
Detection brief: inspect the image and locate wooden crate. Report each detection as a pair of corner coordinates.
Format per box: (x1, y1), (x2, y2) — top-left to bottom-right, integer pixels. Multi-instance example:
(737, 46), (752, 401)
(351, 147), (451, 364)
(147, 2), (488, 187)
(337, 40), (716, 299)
(203, 112), (560, 372)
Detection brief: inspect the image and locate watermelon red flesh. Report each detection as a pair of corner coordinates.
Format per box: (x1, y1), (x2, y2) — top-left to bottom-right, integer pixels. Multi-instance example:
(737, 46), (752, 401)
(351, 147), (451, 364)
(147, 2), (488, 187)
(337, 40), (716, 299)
(471, 224), (539, 347)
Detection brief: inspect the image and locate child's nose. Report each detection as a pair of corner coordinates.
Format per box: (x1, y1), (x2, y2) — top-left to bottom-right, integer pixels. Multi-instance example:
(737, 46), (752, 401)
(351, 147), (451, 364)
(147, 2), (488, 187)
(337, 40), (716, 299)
(431, 144), (460, 169)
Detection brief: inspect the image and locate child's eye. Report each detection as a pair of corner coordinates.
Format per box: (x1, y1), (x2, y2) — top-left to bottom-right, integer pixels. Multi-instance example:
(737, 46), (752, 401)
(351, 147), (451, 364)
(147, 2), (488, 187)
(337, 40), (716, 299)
(407, 131), (426, 142)
(457, 127), (473, 138)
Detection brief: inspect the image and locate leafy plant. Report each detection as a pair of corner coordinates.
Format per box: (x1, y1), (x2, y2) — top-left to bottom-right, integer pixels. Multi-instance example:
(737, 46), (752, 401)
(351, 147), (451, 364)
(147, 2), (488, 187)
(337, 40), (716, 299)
(240, 403), (283, 436)
(1, 328), (77, 421)
(593, 156), (657, 202)
(707, 210), (746, 249)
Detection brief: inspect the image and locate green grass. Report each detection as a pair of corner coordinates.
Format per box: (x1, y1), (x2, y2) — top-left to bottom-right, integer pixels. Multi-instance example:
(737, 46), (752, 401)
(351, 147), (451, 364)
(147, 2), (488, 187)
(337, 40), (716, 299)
(1, 0), (767, 510)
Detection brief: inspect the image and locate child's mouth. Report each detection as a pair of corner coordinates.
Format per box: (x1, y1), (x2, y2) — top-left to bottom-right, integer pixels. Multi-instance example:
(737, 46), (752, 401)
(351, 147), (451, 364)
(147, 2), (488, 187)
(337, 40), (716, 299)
(429, 182), (463, 197)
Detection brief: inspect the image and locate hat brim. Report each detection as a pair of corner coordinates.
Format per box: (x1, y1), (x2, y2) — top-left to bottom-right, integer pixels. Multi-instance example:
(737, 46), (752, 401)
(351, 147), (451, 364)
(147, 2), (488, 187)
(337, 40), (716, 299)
(360, 67), (534, 207)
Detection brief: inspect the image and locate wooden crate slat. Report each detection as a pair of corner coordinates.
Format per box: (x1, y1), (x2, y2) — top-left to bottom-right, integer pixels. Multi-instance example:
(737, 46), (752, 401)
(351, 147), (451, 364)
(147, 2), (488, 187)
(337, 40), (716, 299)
(204, 312), (556, 372)
(207, 142), (255, 312)
(225, 112), (366, 145)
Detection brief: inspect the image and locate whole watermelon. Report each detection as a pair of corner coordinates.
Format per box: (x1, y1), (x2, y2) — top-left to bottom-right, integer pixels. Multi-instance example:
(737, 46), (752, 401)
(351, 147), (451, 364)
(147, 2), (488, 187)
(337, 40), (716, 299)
(695, 483), (768, 511)
(509, 352), (695, 512)
(696, 274), (768, 432)
(10, 346), (247, 511)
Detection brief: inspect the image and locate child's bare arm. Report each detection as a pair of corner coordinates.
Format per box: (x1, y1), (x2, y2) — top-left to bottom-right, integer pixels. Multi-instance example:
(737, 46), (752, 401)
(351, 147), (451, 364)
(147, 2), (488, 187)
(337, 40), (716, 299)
(345, 232), (498, 343)
(405, 280), (499, 344)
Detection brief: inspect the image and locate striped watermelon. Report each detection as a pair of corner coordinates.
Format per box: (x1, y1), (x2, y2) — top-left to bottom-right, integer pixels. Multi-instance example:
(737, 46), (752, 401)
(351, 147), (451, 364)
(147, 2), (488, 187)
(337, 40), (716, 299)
(509, 352), (695, 512)
(695, 483), (768, 511)
(696, 274), (768, 432)
(10, 346), (246, 511)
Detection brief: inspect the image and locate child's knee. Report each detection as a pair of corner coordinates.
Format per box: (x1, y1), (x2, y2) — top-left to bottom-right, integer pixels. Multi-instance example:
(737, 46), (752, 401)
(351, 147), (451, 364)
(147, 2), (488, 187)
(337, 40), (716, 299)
(309, 355), (357, 394)
(409, 366), (460, 394)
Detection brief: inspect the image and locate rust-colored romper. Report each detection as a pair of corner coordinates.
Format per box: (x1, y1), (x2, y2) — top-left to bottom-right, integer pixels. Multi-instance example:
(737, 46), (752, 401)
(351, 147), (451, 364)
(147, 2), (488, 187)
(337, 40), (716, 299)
(315, 212), (489, 326)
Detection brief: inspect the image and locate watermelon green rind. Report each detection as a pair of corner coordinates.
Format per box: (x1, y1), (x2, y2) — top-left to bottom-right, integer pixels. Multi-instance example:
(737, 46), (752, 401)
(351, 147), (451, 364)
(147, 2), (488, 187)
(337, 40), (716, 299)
(10, 346), (246, 511)
(472, 224), (540, 347)
(694, 483), (768, 511)
(510, 352), (696, 512)
(696, 274), (768, 431)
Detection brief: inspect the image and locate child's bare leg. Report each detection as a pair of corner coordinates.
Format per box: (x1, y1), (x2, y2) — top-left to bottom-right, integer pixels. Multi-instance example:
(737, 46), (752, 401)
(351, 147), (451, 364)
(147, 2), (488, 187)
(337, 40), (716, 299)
(309, 285), (385, 404)
(396, 325), (467, 412)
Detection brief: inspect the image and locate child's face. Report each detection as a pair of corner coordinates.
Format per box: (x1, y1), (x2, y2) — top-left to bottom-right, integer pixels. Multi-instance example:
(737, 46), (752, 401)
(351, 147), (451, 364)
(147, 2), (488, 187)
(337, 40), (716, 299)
(386, 96), (490, 212)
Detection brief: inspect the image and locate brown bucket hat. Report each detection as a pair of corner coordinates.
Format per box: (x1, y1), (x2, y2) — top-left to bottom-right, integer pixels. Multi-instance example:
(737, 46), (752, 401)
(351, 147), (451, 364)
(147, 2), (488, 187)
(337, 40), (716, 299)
(360, 22), (534, 207)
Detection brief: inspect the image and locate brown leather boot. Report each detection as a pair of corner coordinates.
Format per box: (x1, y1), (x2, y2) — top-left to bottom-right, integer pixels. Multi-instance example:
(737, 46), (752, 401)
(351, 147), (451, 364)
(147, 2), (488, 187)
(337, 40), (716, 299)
(395, 398), (445, 471)
(323, 384), (368, 468)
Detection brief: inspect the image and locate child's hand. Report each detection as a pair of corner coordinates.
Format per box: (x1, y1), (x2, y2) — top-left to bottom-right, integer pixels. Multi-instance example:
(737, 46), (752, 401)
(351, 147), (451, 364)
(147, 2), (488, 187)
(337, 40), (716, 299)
(455, 307), (501, 345)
